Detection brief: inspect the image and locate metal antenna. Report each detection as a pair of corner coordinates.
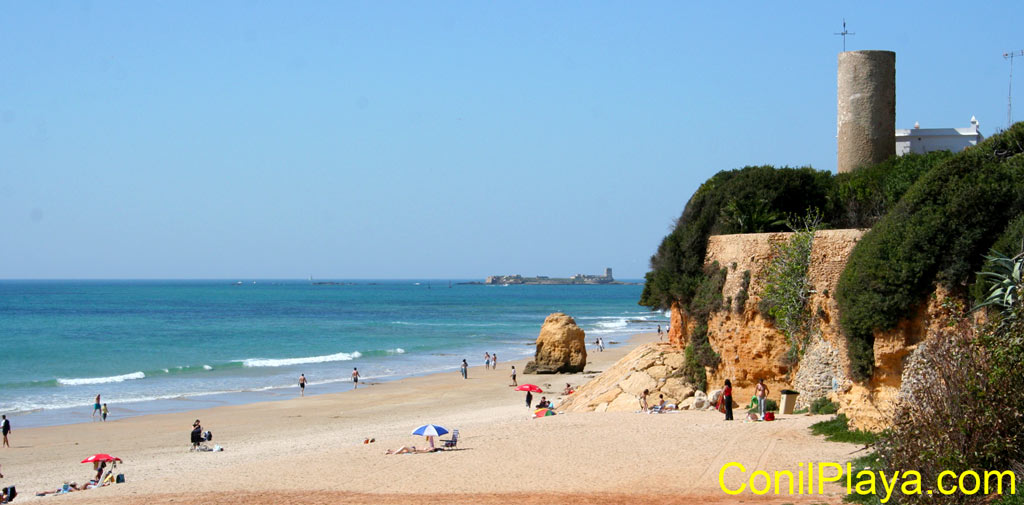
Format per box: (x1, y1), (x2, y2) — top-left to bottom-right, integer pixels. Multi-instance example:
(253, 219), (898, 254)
(1005, 50), (1024, 128)
(834, 19), (855, 52)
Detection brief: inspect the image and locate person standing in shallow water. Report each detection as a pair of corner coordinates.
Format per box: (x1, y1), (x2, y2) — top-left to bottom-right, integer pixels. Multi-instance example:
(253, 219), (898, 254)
(722, 379), (734, 421)
(484, 352), (491, 370)
(299, 374), (307, 397)
(352, 368), (360, 389)
(92, 394), (101, 420)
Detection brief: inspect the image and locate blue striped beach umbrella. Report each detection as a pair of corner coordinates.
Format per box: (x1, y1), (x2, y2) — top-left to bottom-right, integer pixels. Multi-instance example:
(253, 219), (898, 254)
(411, 424), (449, 437)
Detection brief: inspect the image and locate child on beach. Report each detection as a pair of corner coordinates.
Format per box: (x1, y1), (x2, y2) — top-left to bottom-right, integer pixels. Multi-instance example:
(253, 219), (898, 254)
(492, 353), (497, 369)
(101, 403), (108, 422)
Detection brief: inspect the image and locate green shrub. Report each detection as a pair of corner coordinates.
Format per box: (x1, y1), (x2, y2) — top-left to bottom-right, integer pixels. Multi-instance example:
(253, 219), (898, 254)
(640, 166), (835, 311)
(809, 397), (839, 415)
(809, 414), (877, 445)
(836, 123), (1024, 380)
(747, 398), (778, 413)
(758, 216), (818, 364)
(735, 270), (751, 313)
(832, 151), (953, 228)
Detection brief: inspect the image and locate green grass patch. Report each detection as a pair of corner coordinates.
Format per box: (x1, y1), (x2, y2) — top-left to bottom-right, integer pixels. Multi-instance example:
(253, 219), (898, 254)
(809, 397), (839, 415)
(809, 414), (877, 445)
(842, 453), (882, 504)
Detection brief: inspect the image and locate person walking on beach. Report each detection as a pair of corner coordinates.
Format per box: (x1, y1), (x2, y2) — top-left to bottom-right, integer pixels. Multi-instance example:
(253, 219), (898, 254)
(92, 394), (101, 420)
(1, 415), (10, 448)
(722, 379), (734, 421)
(657, 325), (662, 340)
(299, 374), (307, 397)
(101, 403), (109, 422)
(598, 338), (605, 352)
(484, 352), (491, 370)
(755, 378), (770, 420)
(460, 359), (468, 379)
(352, 368), (360, 389)
(510, 365), (517, 387)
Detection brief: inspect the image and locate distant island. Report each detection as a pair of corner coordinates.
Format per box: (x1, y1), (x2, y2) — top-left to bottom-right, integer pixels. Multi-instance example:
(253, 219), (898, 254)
(462, 268), (635, 285)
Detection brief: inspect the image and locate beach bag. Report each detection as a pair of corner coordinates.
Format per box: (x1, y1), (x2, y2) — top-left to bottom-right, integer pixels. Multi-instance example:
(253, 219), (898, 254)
(4, 485), (16, 501)
(116, 474), (125, 484)
(204, 430), (212, 441)
(764, 412), (775, 421)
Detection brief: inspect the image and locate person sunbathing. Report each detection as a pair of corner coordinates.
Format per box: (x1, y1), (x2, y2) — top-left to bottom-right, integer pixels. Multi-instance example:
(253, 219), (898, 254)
(385, 446), (440, 455)
(36, 481), (80, 496)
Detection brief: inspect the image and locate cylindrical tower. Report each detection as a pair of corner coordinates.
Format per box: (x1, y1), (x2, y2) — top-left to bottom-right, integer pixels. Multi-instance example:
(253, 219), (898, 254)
(837, 50), (895, 173)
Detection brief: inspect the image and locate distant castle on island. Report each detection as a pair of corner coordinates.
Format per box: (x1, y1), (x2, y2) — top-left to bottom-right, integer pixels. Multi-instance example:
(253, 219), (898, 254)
(483, 268), (620, 285)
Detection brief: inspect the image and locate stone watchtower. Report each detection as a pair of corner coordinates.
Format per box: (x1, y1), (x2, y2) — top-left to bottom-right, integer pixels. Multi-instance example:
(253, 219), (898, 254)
(837, 50), (896, 173)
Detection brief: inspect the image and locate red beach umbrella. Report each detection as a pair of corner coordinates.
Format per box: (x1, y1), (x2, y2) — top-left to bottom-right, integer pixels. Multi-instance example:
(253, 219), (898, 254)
(80, 454), (122, 464)
(515, 384), (543, 393)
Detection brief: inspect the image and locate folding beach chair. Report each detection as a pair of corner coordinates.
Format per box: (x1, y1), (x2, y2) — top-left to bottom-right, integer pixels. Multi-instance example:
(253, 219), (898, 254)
(441, 429), (459, 448)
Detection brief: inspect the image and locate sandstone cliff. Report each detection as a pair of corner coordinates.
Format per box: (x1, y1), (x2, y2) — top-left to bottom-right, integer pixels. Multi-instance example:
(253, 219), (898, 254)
(524, 313), (588, 374)
(668, 229), (956, 431)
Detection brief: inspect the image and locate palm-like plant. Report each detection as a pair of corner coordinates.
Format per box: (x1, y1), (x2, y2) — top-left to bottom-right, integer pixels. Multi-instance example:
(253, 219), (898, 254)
(974, 249), (1024, 319)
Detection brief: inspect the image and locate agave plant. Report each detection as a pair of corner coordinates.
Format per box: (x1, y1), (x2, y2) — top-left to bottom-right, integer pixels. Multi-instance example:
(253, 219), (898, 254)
(974, 250), (1024, 319)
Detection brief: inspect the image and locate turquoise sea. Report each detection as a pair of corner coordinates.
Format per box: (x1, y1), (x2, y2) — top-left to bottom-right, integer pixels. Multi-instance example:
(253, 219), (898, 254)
(0, 280), (663, 427)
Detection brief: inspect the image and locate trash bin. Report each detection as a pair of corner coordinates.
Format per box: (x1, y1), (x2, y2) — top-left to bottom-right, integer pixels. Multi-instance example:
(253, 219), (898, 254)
(779, 389), (799, 414)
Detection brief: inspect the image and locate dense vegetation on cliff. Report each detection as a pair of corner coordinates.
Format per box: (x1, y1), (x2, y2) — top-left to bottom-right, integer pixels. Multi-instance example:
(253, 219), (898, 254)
(640, 126), (1022, 384)
(836, 123), (1024, 380)
(639, 153), (952, 313)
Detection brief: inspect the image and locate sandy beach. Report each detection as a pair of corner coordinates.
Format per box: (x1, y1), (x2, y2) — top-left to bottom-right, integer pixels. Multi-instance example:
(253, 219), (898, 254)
(1, 333), (860, 504)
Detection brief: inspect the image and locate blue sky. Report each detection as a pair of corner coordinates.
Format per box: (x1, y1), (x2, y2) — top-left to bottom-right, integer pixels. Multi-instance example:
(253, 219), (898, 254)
(2, 1), (1020, 279)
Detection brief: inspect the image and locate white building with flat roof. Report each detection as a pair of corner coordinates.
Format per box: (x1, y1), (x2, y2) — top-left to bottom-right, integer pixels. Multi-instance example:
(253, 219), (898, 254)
(896, 116), (983, 156)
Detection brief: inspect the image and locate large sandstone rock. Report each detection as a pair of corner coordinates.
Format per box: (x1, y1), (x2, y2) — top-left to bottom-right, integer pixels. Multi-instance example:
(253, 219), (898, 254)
(606, 392), (641, 412)
(524, 313), (587, 374)
(693, 390), (708, 410)
(558, 343), (699, 413)
(661, 378), (695, 401)
(619, 371), (657, 397)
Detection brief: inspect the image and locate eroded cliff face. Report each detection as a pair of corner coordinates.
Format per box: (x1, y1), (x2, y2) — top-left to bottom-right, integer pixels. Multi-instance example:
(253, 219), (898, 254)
(668, 229), (957, 431)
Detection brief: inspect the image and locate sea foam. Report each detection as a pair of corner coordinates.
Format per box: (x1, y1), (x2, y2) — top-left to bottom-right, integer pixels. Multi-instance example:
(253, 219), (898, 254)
(57, 371), (146, 386)
(240, 351), (362, 368)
